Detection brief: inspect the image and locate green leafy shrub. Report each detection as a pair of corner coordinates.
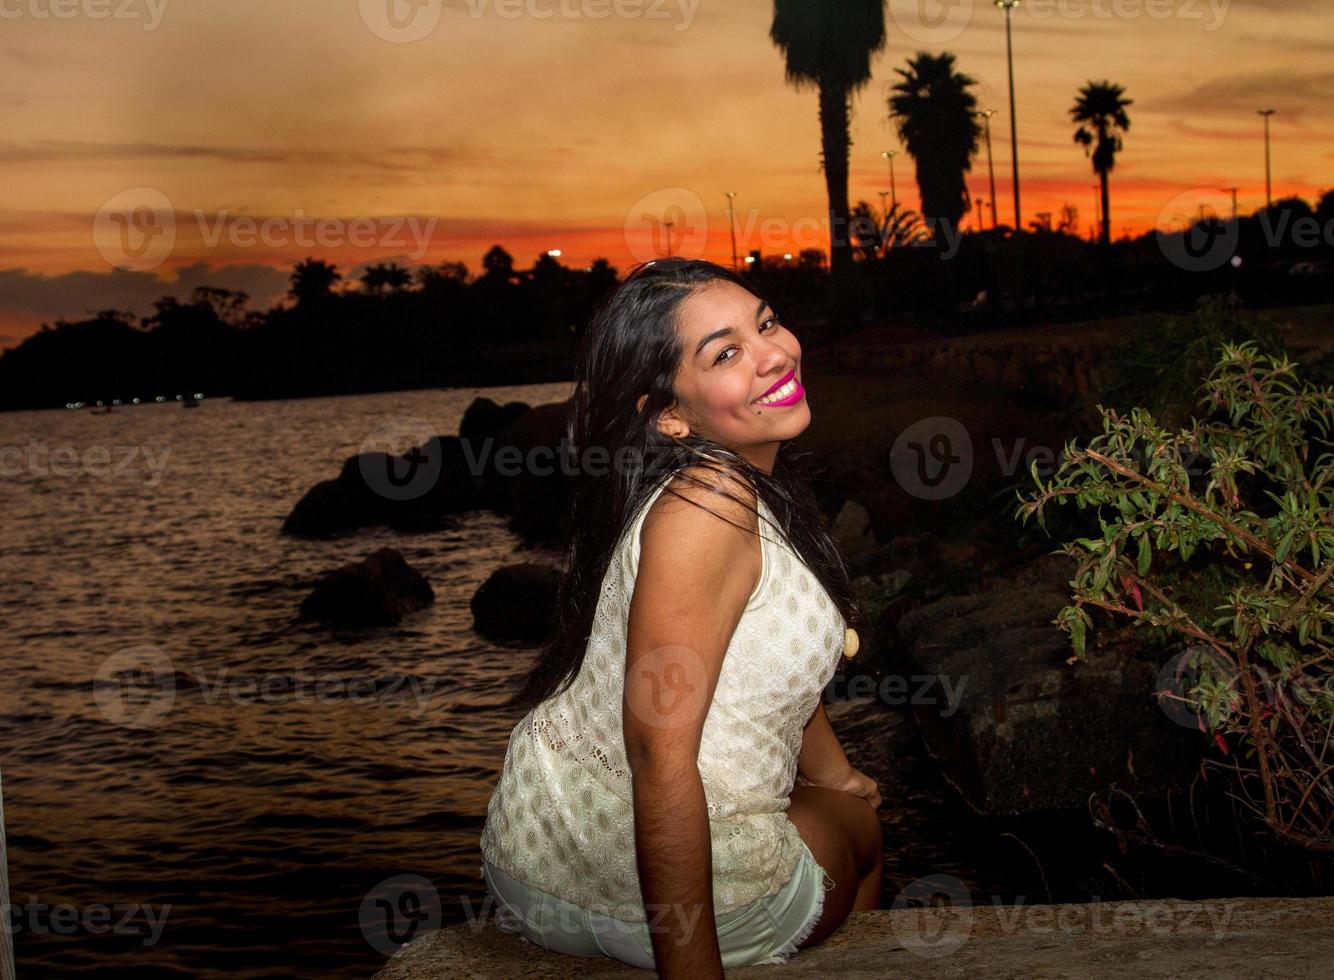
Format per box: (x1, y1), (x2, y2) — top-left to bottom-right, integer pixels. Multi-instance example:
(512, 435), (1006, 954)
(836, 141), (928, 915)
(1016, 340), (1334, 853)
(1100, 292), (1287, 430)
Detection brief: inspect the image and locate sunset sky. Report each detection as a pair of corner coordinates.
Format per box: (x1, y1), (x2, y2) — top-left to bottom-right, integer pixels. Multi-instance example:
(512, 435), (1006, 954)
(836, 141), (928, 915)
(1, 0), (1332, 345)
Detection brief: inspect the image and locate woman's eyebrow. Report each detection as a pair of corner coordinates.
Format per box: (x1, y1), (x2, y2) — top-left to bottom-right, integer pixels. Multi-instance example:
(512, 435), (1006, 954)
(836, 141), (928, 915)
(693, 299), (770, 358)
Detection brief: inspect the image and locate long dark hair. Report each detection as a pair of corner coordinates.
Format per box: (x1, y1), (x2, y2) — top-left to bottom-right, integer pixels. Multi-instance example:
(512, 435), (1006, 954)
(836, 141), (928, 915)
(503, 257), (867, 714)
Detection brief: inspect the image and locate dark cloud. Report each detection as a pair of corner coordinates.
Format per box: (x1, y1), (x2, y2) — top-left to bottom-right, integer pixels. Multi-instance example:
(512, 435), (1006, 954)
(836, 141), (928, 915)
(0, 140), (483, 177)
(1142, 70), (1334, 120)
(0, 262), (292, 333)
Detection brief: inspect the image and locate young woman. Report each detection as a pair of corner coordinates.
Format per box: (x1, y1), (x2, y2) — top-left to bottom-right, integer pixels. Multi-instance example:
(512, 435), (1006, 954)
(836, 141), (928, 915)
(478, 257), (882, 978)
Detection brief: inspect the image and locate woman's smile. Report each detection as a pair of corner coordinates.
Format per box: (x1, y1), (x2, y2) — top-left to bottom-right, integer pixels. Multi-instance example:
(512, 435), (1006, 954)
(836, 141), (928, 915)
(753, 369), (805, 408)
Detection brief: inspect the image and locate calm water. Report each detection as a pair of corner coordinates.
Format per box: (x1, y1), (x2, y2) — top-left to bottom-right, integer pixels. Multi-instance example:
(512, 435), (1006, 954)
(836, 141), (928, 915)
(0, 383), (1017, 979)
(0, 384), (573, 979)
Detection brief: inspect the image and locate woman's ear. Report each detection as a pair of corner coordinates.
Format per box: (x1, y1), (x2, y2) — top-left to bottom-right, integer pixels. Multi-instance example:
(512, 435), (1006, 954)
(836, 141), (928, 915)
(656, 407), (690, 440)
(637, 393), (690, 439)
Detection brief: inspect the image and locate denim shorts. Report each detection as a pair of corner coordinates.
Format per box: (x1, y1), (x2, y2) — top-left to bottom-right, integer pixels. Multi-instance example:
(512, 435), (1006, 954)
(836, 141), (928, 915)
(482, 839), (835, 969)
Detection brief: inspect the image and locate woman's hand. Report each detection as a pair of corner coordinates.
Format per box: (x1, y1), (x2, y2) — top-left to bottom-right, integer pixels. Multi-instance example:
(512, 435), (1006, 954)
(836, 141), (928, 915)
(811, 765), (881, 808)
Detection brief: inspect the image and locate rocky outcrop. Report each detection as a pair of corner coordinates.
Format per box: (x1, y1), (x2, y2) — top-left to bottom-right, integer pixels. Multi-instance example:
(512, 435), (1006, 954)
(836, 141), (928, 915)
(370, 897), (1334, 979)
(298, 548), (435, 627)
(893, 552), (1202, 816)
(470, 563), (561, 643)
(282, 439), (479, 537)
(283, 396), (575, 543)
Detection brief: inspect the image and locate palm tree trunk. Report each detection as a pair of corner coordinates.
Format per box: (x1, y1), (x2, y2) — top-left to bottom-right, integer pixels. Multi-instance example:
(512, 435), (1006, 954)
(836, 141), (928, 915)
(1100, 169), (1111, 247)
(818, 79), (861, 341)
(818, 80), (853, 274)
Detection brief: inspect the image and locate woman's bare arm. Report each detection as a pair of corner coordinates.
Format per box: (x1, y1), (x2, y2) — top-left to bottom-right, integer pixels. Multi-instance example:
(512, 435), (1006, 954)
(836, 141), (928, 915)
(623, 469), (761, 980)
(797, 701), (882, 807)
(797, 701), (854, 786)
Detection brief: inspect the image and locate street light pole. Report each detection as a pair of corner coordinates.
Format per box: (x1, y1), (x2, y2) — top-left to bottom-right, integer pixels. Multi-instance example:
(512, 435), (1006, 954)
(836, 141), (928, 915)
(976, 109), (999, 230)
(995, 0), (1023, 307)
(1220, 186), (1239, 221)
(996, 1), (1022, 232)
(1258, 109), (1276, 208)
(881, 150), (899, 211)
(725, 191), (739, 270)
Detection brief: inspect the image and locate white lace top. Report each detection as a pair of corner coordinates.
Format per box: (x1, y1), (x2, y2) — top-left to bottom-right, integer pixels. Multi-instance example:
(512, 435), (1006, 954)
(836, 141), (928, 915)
(479, 469), (847, 921)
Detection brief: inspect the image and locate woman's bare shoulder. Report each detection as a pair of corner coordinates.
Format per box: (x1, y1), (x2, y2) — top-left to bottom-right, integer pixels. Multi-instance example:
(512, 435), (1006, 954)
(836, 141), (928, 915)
(636, 463), (761, 595)
(644, 462), (758, 534)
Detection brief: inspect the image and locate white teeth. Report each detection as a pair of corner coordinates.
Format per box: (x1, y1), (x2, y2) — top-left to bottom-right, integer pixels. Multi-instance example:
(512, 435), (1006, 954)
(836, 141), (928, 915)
(756, 378), (797, 405)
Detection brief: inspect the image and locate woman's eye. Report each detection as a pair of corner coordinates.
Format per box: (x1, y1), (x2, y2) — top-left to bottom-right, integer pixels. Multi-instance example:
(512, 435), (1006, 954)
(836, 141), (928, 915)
(715, 318), (779, 364)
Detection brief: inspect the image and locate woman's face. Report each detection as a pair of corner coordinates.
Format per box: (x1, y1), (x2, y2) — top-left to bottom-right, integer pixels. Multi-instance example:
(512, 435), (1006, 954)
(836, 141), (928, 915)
(655, 279), (809, 472)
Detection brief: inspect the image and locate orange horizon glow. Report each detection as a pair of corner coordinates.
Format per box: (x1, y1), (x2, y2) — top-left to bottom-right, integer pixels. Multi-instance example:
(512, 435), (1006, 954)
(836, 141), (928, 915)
(2, 0), (1332, 345)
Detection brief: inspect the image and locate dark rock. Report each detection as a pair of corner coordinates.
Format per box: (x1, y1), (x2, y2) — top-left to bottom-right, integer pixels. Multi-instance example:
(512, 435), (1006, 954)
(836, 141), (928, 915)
(283, 437), (483, 537)
(282, 476), (380, 538)
(895, 552), (1201, 816)
(299, 548), (435, 627)
(482, 399), (574, 543)
(459, 397), (532, 446)
(832, 500), (876, 560)
(471, 563), (561, 643)
(851, 568), (915, 665)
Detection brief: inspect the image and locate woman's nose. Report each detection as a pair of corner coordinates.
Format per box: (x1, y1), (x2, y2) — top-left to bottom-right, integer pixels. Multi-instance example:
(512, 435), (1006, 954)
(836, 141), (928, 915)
(758, 339), (789, 372)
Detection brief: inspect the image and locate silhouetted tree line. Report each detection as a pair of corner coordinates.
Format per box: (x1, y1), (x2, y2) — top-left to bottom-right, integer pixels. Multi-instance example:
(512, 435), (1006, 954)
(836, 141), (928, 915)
(1, 204), (1331, 412)
(846, 191), (1334, 330)
(0, 247), (615, 410)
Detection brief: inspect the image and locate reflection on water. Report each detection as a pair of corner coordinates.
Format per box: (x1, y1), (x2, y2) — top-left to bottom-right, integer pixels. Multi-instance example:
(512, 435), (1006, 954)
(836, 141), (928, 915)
(0, 384), (571, 979)
(0, 382), (1003, 979)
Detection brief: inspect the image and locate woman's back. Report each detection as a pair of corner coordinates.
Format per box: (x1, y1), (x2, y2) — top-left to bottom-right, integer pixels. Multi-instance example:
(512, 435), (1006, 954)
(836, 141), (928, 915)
(479, 467), (848, 921)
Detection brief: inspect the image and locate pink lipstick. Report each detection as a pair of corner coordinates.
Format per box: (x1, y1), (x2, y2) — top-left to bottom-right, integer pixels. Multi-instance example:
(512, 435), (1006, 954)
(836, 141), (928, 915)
(753, 369), (804, 408)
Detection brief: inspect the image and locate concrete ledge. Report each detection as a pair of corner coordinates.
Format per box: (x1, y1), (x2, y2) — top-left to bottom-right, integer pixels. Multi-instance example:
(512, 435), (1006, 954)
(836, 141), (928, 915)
(372, 897), (1334, 978)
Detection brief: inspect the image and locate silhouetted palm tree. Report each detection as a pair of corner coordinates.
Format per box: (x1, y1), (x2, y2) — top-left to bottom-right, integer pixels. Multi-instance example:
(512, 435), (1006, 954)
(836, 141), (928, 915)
(360, 262), (412, 294)
(849, 200), (927, 258)
(1071, 80), (1132, 246)
(289, 258), (341, 307)
(888, 52), (981, 245)
(770, 0), (887, 275)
